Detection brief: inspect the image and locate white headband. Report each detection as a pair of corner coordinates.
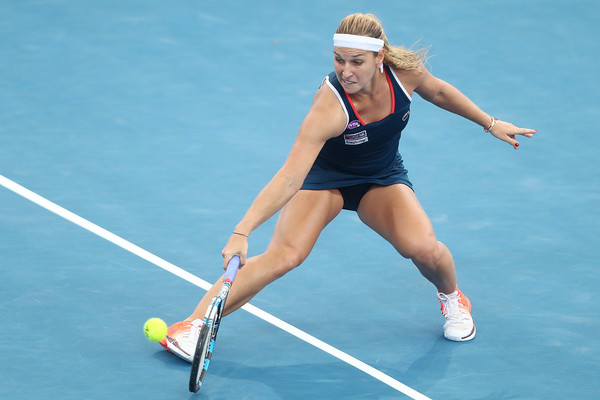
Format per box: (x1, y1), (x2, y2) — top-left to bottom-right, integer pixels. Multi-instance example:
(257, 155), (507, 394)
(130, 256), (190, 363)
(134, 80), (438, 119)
(333, 33), (384, 52)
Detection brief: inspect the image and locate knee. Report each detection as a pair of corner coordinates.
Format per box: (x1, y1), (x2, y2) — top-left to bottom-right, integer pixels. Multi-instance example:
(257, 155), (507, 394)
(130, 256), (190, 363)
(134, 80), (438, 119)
(267, 244), (307, 280)
(402, 238), (441, 268)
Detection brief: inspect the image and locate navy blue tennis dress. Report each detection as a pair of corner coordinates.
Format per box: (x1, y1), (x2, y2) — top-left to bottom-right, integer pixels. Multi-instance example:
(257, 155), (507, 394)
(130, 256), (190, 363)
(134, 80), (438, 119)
(301, 64), (413, 211)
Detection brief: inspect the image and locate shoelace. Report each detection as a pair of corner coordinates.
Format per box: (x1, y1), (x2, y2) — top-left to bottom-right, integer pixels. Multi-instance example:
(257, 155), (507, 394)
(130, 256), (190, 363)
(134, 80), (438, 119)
(175, 319), (202, 343)
(439, 293), (470, 322)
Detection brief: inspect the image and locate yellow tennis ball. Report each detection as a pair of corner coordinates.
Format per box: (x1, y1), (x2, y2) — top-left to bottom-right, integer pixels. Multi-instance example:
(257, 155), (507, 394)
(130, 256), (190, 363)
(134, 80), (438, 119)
(144, 318), (167, 342)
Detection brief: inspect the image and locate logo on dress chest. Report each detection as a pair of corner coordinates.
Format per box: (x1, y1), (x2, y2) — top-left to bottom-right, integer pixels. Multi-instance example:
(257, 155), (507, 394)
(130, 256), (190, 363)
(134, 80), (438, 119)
(344, 130), (368, 145)
(347, 120), (361, 129)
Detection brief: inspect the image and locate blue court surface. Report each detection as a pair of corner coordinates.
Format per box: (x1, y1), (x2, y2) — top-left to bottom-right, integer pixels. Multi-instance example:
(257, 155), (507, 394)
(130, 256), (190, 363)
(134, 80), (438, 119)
(1, 1), (599, 399)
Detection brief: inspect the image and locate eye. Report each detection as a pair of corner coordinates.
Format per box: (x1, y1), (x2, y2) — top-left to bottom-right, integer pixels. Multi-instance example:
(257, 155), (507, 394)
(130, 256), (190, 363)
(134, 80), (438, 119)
(353, 60), (363, 66)
(335, 57), (344, 64)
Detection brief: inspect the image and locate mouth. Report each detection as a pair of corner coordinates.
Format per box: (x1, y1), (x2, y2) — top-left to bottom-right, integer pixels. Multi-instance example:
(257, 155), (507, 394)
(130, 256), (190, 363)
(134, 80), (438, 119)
(341, 78), (354, 85)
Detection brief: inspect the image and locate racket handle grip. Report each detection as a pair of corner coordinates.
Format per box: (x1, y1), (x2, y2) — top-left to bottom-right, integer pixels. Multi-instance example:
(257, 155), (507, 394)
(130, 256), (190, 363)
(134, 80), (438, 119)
(223, 255), (240, 284)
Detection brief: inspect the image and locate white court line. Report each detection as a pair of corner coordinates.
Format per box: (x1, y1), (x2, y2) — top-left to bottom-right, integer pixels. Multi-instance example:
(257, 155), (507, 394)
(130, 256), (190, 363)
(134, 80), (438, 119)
(0, 174), (431, 400)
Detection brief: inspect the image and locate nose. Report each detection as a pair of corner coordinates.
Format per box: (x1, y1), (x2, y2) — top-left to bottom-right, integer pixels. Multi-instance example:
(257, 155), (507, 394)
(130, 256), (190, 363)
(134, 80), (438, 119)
(341, 65), (354, 80)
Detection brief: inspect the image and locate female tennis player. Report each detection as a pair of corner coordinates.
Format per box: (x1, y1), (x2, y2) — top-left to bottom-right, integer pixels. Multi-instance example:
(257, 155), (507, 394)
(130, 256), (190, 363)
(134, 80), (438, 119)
(160, 13), (536, 361)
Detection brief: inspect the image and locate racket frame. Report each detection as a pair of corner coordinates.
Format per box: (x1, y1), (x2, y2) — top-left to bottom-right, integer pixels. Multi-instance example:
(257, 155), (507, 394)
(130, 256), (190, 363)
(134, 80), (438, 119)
(189, 256), (240, 392)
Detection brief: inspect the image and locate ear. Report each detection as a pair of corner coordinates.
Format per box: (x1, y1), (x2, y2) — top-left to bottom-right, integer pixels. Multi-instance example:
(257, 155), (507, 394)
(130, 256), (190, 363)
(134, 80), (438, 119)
(376, 48), (385, 64)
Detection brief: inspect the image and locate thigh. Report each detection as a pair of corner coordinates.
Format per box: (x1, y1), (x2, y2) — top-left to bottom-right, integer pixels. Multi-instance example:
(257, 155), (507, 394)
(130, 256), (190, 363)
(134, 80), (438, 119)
(357, 184), (436, 257)
(267, 188), (344, 261)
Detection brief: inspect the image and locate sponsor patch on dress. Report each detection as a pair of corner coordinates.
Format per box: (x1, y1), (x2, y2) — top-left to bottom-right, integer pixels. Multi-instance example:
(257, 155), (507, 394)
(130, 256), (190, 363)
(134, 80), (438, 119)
(347, 120), (361, 129)
(344, 130), (368, 145)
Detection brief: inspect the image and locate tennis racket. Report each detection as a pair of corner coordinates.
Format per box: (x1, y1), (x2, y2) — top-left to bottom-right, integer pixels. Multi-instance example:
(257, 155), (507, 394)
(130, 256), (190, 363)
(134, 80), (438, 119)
(189, 255), (241, 392)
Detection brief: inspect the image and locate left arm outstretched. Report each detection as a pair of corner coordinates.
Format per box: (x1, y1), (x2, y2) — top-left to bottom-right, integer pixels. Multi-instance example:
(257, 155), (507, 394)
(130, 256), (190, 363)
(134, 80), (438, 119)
(412, 67), (536, 149)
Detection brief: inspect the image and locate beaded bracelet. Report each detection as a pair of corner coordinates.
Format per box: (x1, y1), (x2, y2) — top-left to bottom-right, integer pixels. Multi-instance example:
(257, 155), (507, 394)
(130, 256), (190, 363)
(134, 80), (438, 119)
(484, 117), (498, 133)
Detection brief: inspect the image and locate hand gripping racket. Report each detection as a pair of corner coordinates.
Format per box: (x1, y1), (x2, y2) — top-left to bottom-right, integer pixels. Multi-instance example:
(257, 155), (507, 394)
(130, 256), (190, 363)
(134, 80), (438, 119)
(189, 255), (241, 392)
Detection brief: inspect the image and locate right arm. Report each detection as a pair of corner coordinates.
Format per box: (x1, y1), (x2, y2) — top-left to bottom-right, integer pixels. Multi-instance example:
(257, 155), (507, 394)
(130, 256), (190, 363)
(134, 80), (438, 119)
(221, 83), (347, 267)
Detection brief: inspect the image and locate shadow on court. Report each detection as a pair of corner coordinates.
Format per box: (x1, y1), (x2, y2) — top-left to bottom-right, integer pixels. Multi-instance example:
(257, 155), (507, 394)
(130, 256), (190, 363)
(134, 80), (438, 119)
(150, 338), (456, 399)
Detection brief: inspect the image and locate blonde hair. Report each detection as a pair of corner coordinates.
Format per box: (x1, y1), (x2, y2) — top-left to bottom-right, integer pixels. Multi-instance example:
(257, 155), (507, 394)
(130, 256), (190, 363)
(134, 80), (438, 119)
(335, 13), (429, 71)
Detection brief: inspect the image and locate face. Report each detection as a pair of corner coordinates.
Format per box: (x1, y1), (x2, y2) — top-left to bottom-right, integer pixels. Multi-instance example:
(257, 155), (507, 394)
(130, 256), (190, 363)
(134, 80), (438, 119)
(333, 47), (381, 94)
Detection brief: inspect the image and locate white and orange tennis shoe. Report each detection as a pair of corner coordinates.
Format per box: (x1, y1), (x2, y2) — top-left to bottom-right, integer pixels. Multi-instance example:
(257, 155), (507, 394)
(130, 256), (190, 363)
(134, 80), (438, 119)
(159, 319), (203, 363)
(437, 289), (476, 341)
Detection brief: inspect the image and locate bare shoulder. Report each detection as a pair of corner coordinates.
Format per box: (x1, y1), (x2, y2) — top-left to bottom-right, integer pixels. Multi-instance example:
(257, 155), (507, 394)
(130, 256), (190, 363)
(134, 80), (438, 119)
(392, 64), (432, 94)
(300, 80), (347, 140)
(278, 79), (347, 176)
(311, 79), (342, 110)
